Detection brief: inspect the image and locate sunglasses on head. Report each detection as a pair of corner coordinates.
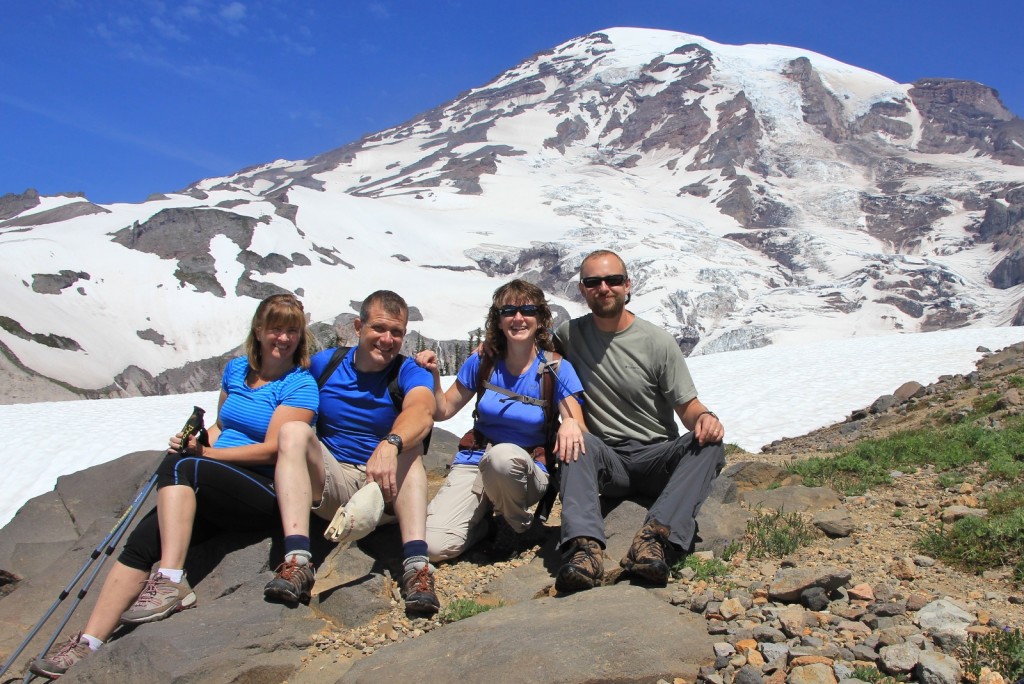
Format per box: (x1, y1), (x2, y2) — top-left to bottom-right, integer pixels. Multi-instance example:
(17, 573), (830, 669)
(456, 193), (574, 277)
(498, 304), (540, 318)
(581, 274), (627, 289)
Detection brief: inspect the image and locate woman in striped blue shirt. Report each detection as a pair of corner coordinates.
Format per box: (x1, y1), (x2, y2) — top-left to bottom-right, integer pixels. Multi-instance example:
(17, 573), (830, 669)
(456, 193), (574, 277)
(32, 293), (319, 680)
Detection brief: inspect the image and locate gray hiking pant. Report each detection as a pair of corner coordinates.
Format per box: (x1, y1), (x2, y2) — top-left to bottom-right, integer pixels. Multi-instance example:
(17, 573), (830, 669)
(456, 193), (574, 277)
(558, 431), (726, 552)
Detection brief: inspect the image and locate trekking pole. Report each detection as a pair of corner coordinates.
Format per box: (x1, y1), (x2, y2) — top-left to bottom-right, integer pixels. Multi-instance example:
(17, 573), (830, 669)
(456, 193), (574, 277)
(0, 472), (157, 679)
(18, 474), (158, 684)
(0, 406), (206, 680)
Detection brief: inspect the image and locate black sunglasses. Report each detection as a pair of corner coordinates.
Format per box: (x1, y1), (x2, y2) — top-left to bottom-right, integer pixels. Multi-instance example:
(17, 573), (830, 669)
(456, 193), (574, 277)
(581, 274), (627, 288)
(498, 304), (540, 318)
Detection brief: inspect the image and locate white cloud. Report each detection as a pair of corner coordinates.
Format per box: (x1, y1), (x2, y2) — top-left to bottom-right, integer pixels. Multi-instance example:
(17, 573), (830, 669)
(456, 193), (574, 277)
(367, 1), (390, 20)
(220, 1), (246, 21)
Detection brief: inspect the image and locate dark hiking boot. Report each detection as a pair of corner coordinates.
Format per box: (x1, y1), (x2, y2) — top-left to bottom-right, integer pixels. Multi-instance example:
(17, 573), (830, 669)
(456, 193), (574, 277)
(620, 520), (672, 585)
(120, 571), (197, 624)
(29, 632), (92, 679)
(554, 536), (604, 593)
(264, 557), (315, 604)
(401, 565), (440, 615)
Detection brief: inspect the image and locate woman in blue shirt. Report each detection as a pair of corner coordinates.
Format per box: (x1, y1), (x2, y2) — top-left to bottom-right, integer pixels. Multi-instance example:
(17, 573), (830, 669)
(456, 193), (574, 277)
(32, 293), (319, 679)
(417, 280), (586, 562)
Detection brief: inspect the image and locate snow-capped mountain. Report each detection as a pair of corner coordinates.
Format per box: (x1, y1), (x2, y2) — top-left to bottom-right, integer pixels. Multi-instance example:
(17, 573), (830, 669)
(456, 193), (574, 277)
(3, 27), (1024, 400)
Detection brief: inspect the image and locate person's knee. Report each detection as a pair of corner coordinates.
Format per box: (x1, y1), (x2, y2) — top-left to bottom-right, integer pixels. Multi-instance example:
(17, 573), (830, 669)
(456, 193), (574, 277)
(480, 444), (528, 479)
(426, 526), (466, 563)
(277, 422), (315, 457)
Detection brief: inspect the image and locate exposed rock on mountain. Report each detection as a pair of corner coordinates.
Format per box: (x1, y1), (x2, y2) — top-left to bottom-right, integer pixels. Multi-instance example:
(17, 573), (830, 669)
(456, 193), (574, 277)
(2, 28), (1024, 396)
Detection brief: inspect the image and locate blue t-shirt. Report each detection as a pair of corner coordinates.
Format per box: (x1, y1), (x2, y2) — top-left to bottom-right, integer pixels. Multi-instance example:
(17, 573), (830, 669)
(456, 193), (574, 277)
(311, 347), (433, 466)
(454, 352), (583, 468)
(214, 356), (319, 474)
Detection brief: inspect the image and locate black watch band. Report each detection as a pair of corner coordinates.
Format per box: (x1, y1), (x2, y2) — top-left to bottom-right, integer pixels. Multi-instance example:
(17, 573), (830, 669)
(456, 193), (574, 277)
(384, 433), (403, 455)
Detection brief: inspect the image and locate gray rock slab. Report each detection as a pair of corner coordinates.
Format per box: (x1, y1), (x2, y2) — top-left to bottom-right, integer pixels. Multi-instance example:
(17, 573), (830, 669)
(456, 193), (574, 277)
(339, 584), (715, 683)
(57, 576), (323, 683)
(601, 499), (648, 562)
(769, 566), (852, 602)
(740, 486), (841, 514)
(55, 451), (160, 527)
(696, 499), (752, 555)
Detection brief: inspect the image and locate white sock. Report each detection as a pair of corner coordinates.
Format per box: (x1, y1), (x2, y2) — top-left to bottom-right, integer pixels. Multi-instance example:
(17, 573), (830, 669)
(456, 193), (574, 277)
(157, 567), (184, 583)
(402, 555), (431, 574)
(80, 633), (104, 651)
(285, 550), (312, 566)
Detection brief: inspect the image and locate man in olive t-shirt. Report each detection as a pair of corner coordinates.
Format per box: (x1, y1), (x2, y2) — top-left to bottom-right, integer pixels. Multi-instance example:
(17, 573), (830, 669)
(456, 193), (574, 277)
(553, 250), (726, 592)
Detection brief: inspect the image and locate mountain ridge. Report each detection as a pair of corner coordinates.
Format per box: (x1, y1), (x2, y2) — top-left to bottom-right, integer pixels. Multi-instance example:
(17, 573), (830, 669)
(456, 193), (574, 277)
(2, 27), (1024, 399)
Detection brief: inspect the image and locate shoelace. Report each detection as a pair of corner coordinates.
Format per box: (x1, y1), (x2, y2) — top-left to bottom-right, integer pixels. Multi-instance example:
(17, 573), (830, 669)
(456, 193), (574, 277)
(568, 540), (599, 565)
(408, 566), (433, 593)
(53, 634), (86, 662)
(637, 526), (668, 550)
(133, 574), (168, 607)
(274, 559), (310, 581)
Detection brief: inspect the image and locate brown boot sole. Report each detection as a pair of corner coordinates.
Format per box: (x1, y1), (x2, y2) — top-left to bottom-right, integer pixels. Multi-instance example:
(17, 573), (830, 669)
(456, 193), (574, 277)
(620, 558), (669, 585)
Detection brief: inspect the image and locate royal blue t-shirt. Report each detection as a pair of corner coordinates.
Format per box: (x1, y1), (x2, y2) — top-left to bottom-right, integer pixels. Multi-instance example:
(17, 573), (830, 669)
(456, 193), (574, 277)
(214, 356), (319, 474)
(311, 347), (432, 466)
(454, 352), (583, 468)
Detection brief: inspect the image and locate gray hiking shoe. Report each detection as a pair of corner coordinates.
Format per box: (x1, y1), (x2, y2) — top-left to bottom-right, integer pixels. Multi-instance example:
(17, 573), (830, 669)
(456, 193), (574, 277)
(264, 557), (315, 604)
(620, 520), (672, 585)
(120, 571), (197, 624)
(555, 536), (604, 593)
(29, 632), (92, 679)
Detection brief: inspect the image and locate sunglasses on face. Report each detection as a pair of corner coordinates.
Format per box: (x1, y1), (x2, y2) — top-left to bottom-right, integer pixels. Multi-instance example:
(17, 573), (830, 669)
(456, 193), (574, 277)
(581, 274), (627, 289)
(498, 304), (540, 318)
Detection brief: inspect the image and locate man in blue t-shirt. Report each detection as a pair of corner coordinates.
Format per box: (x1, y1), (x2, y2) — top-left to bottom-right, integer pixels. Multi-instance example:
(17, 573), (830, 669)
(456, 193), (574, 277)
(265, 290), (439, 614)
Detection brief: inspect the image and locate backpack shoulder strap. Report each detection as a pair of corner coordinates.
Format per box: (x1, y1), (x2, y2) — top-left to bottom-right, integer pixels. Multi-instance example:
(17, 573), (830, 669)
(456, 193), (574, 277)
(539, 350), (562, 439)
(471, 353), (496, 422)
(316, 346), (350, 389)
(385, 354), (407, 411)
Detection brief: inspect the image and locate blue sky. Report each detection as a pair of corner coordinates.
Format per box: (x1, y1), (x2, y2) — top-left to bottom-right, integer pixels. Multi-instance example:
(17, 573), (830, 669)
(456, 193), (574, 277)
(3, 0), (1022, 205)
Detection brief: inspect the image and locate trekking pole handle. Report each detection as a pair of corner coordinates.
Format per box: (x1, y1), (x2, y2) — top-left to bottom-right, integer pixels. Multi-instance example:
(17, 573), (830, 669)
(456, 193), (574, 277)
(177, 406), (206, 452)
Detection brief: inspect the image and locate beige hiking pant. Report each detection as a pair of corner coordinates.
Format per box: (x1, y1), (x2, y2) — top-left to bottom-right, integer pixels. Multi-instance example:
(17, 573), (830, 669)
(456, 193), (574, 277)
(425, 443), (549, 562)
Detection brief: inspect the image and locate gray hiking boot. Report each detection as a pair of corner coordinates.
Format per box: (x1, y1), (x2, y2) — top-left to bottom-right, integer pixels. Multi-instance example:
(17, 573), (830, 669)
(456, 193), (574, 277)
(120, 571), (197, 624)
(401, 564), (440, 615)
(555, 536), (604, 592)
(29, 632), (92, 679)
(620, 520), (672, 585)
(264, 557), (315, 604)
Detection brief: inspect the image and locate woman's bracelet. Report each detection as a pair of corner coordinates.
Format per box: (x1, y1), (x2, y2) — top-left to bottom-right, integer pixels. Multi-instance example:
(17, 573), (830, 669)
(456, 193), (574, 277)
(696, 410), (718, 422)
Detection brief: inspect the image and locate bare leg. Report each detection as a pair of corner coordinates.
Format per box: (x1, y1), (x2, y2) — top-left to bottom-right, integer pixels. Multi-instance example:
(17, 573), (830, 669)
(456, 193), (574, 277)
(156, 485), (196, 569)
(275, 422), (326, 539)
(81, 562), (149, 640)
(392, 451), (428, 545)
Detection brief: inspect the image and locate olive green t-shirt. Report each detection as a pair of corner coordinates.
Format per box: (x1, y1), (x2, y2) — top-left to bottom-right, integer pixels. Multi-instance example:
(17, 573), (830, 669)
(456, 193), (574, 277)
(555, 315), (698, 446)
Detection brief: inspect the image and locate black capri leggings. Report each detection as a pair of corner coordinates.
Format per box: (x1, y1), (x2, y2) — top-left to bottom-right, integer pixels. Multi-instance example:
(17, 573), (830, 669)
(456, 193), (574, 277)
(118, 451), (280, 572)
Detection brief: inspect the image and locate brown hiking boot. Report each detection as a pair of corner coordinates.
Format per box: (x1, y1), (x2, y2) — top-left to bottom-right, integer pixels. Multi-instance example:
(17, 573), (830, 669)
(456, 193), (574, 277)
(401, 565), (440, 615)
(554, 537), (604, 593)
(620, 520), (672, 585)
(264, 557), (315, 604)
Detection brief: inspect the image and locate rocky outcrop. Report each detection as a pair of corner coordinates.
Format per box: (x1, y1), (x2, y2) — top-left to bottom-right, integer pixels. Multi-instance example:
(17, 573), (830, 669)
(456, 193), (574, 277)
(0, 189), (41, 220)
(784, 57), (851, 143)
(30, 271), (91, 295)
(909, 79), (1024, 166)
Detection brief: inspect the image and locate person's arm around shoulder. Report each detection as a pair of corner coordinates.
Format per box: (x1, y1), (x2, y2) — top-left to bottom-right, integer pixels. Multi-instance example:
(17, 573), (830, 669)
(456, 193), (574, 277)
(414, 349), (474, 421)
(675, 398), (724, 447)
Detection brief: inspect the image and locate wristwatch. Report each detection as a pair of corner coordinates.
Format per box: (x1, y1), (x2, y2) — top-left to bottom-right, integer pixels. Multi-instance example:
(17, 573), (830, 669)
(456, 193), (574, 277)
(384, 433), (403, 455)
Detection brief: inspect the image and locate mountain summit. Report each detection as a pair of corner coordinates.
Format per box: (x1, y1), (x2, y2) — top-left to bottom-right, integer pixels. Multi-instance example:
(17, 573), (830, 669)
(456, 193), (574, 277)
(2, 28), (1024, 399)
